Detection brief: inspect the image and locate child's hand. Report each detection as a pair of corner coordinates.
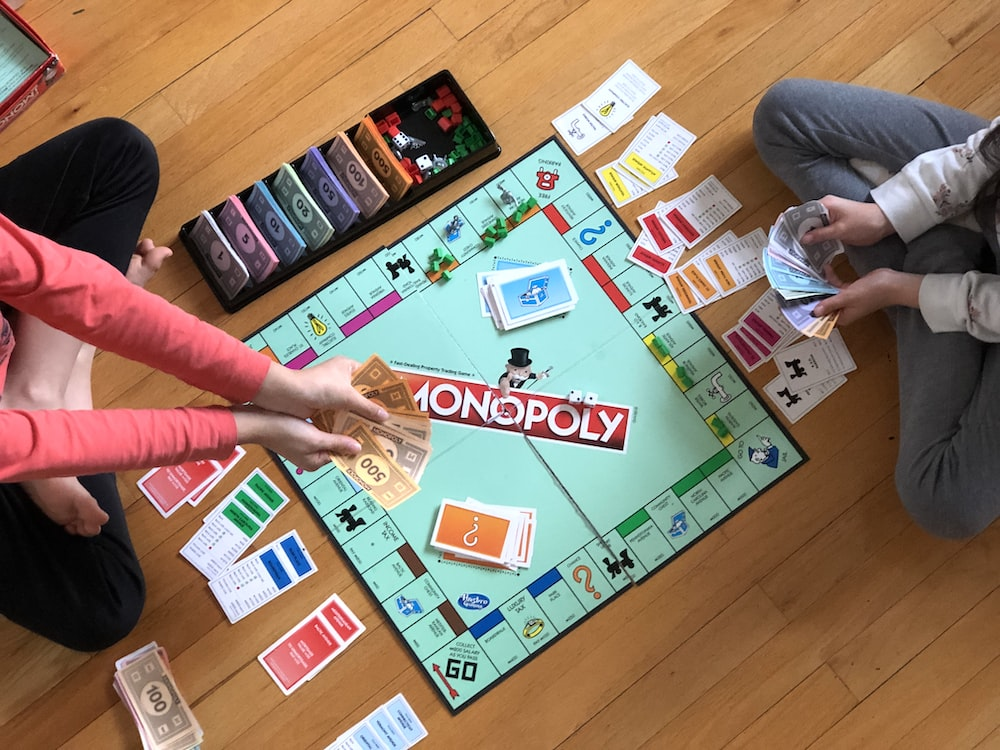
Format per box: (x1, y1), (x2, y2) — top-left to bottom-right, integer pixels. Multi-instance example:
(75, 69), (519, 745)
(801, 196), (894, 247)
(813, 266), (922, 325)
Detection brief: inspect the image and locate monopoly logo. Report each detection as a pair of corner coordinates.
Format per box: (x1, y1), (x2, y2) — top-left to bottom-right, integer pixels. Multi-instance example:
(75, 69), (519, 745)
(457, 593), (490, 610)
(398, 370), (631, 452)
(0, 84), (39, 131)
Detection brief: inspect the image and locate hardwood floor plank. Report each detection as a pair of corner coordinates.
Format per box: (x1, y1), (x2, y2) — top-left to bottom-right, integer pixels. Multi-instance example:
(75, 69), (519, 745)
(643, 519), (962, 748)
(829, 525), (1000, 699)
(922, 23), (1000, 110)
(758, 467), (914, 622)
(0, 0), (291, 160)
(725, 666), (857, 749)
(563, 587), (788, 749)
(894, 653), (1000, 749)
(814, 586), (1000, 747)
(430, 0), (513, 39)
(930, 0), (1000, 51)
(2, 1), (998, 746)
(853, 23), (958, 92)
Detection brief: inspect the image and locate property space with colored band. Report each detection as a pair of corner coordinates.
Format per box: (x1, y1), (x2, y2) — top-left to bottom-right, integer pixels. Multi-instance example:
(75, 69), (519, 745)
(244, 138), (806, 711)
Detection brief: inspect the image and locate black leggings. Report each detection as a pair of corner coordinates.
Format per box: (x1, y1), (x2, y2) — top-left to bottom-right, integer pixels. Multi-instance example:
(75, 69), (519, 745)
(0, 118), (159, 650)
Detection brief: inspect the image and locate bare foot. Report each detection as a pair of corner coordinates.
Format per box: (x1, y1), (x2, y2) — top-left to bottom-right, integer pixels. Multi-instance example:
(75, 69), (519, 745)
(126, 238), (173, 287)
(22, 476), (109, 536)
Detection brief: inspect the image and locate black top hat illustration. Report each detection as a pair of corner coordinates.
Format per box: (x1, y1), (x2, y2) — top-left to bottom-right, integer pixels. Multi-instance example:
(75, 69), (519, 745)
(508, 347), (532, 367)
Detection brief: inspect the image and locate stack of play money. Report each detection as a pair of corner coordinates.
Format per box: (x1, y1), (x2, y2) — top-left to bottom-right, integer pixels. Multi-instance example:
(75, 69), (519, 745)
(313, 354), (432, 510)
(763, 200), (844, 339)
(113, 642), (202, 750)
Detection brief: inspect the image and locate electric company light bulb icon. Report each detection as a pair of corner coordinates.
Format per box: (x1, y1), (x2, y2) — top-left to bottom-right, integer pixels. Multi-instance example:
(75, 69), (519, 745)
(308, 313), (328, 336)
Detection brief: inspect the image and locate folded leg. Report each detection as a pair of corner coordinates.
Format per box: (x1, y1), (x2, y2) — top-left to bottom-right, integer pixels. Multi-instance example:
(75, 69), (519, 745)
(753, 78), (988, 275)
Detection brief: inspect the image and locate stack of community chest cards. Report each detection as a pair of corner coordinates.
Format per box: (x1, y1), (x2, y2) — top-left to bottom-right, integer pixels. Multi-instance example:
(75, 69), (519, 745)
(430, 498), (536, 569)
(480, 258), (578, 330)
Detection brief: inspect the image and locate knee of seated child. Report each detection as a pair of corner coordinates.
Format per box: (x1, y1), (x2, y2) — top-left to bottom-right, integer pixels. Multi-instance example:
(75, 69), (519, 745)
(900, 224), (990, 276)
(60, 572), (146, 652)
(752, 78), (812, 139)
(88, 117), (159, 182)
(895, 466), (992, 540)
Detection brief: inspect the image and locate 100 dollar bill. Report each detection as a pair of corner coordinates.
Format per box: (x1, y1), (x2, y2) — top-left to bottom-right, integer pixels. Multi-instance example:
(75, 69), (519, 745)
(114, 646), (202, 750)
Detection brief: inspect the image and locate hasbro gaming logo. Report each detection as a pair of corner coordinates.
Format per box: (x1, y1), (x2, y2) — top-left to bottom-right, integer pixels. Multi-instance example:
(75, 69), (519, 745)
(457, 593), (490, 611)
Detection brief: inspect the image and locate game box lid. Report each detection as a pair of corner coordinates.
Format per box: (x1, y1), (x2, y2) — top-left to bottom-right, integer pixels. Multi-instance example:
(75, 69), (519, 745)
(179, 69), (501, 312)
(0, 2), (64, 133)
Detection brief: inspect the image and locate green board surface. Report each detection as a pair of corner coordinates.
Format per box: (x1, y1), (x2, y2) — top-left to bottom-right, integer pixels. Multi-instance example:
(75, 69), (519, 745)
(244, 138), (806, 711)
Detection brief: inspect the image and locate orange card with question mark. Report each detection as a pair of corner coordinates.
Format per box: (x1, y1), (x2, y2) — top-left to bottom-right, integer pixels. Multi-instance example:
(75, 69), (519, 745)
(431, 500), (514, 561)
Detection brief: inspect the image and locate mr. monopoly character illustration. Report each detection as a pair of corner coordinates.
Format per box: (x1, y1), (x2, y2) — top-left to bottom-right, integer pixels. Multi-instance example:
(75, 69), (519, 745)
(498, 347), (550, 398)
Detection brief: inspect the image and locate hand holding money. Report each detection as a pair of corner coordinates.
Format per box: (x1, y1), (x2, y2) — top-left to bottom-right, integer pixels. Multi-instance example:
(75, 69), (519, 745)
(252, 354), (388, 423)
(811, 265), (923, 327)
(312, 354), (432, 510)
(764, 201), (846, 339)
(798, 194), (894, 248)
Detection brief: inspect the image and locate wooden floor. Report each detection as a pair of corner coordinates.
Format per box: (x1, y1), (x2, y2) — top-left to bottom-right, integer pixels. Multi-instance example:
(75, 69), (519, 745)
(3, 0), (1000, 747)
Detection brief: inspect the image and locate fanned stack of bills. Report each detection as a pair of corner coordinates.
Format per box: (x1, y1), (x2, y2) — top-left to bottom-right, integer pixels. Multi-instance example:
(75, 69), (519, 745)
(763, 200), (844, 339)
(113, 642), (202, 750)
(313, 355), (432, 510)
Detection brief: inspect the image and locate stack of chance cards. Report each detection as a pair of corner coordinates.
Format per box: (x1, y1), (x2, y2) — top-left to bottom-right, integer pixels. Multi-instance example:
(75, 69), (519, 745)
(764, 201), (845, 339)
(324, 693), (427, 749)
(258, 593), (365, 695)
(313, 354), (432, 510)
(431, 497), (536, 570)
(479, 258), (578, 330)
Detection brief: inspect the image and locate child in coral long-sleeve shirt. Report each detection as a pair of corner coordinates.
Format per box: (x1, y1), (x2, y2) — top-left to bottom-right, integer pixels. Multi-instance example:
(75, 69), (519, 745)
(0, 119), (385, 650)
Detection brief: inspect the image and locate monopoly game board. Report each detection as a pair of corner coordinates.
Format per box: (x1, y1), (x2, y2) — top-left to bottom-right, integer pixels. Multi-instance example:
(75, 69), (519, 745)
(243, 138), (806, 711)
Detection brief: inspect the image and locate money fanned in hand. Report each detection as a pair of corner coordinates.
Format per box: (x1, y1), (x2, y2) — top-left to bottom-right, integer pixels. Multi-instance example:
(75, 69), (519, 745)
(332, 418), (421, 510)
(312, 354), (432, 509)
(331, 410), (432, 483)
(351, 353), (403, 393)
(113, 642), (203, 750)
(764, 200), (844, 339)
